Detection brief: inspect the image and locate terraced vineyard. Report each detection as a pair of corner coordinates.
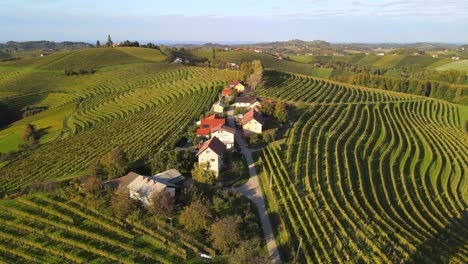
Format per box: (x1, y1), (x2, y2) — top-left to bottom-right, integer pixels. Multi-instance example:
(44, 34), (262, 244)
(257, 72), (468, 263)
(0, 193), (214, 263)
(0, 54), (241, 194)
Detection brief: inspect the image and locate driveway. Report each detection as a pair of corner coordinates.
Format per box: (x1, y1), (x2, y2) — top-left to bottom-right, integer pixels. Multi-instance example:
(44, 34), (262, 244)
(226, 112), (282, 263)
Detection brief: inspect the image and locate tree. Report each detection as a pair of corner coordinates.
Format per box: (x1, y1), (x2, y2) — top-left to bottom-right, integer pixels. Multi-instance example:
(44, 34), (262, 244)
(106, 34), (113, 47)
(229, 239), (270, 264)
(111, 190), (138, 219)
(249, 133), (260, 145)
(96, 40), (101, 48)
(20, 124), (38, 150)
(191, 162), (216, 185)
(274, 101), (288, 123)
(149, 191), (175, 217)
(248, 60), (263, 89)
(210, 216), (241, 253)
(99, 148), (128, 179)
(179, 198), (212, 232)
(231, 160), (244, 179)
(151, 150), (196, 175)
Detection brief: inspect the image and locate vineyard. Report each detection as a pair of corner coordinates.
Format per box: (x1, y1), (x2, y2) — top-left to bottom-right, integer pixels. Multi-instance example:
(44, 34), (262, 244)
(0, 193), (214, 263)
(0, 55), (242, 194)
(256, 71), (468, 263)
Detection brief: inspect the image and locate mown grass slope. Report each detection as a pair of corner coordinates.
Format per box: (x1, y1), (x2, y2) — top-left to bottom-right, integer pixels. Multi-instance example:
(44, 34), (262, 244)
(436, 60), (468, 72)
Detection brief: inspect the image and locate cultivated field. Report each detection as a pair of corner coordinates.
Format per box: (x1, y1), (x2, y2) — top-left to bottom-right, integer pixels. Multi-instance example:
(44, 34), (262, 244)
(0, 193), (214, 263)
(255, 71), (468, 263)
(0, 49), (241, 194)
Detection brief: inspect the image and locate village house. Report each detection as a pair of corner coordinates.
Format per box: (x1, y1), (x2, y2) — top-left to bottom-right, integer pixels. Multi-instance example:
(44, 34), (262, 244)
(115, 169), (185, 206)
(221, 88), (234, 98)
(196, 114), (225, 137)
(234, 96), (261, 109)
(242, 109), (264, 135)
(212, 102), (225, 113)
(229, 81), (246, 93)
(210, 124), (236, 149)
(196, 136), (227, 177)
(226, 62), (239, 70)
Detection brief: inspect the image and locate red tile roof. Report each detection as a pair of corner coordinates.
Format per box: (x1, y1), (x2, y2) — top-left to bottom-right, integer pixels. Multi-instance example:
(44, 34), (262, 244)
(229, 81), (241, 87)
(222, 89), (233, 96)
(196, 136), (226, 156)
(196, 114), (225, 136)
(243, 109), (264, 126)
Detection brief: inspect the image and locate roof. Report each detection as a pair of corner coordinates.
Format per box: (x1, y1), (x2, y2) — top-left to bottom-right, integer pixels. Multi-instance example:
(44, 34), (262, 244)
(235, 96), (257, 104)
(197, 114), (225, 136)
(213, 102), (225, 108)
(196, 136), (226, 157)
(211, 124), (236, 135)
(221, 89), (233, 96)
(243, 109), (264, 126)
(229, 81), (241, 86)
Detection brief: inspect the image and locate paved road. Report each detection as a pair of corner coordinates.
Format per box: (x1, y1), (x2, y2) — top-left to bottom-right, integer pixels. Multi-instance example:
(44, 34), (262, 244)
(226, 108), (282, 264)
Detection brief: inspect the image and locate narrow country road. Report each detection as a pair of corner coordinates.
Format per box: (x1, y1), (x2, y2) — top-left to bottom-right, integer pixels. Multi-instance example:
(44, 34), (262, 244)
(227, 107), (282, 264)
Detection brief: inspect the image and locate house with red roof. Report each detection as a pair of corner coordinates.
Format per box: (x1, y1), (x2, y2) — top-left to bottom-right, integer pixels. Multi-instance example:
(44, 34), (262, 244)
(221, 88), (233, 97)
(242, 109), (264, 135)
(196, 114), (225, 137)
(196, 137), (227, 177)
(211, 124), (236, 149)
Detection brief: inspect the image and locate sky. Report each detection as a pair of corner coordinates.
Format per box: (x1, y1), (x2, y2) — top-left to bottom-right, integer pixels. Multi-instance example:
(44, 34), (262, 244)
(1, 0), (467, 43)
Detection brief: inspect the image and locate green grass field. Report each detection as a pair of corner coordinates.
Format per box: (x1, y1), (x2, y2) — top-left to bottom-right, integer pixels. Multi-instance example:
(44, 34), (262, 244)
(288, 55), (314, 63)
(435, 60), (468, 72)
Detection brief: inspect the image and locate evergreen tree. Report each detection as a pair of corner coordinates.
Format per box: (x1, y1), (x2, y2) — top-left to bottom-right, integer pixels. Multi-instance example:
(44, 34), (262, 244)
(106, 34), (113, 47)
(96, 40), (101, 48)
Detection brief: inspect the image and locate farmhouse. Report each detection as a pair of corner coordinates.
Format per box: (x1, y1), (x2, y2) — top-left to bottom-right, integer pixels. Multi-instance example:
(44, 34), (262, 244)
(221, 88), (234, 97)
(116, 169), (185, 206)
(229, 81), (246, 93)
(234, 96), (261, 109)
(212, 102), (225, 113)
(211, 124), (236, 149)
(242, 109), (264, 135)
(196, 136), (227, 177)
(196, 114), (225, 137)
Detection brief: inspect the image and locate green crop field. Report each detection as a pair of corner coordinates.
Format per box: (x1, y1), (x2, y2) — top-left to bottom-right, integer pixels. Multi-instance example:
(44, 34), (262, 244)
(189, 50), (319, 76)
(0, 48), (241, 194)
(255, 71), (467, 263)
(1, 46), (467, 264)
(289, 55), (314, 64)
(0, 193), (214, 263)
(436, 60), (468, 72)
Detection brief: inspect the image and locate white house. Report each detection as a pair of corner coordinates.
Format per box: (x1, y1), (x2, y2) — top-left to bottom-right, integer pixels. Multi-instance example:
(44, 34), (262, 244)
(376, 53), (385, 56)
(212, 102), (225, 113)
(211, 125), (236, 149)
(243, 109), (264, 135)
(116, 170), (185, 206)
(234, 96), (261, 109)
(196, 136), (226, 177)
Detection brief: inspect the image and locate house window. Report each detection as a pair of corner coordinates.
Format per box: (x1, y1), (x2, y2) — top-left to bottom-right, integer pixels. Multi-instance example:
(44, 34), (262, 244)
(206, 150), (210, 154)
(210, 159), (215, 162)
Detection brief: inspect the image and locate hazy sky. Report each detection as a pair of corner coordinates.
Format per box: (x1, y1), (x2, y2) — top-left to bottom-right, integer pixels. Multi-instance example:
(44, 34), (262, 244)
(1, 0), (467, 43)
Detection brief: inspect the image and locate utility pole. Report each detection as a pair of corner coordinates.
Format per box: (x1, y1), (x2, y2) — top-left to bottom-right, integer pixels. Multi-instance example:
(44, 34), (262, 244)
(294, 237), (303, 263)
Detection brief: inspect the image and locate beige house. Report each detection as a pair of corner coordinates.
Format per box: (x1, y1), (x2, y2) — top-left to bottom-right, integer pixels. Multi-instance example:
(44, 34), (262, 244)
(229, 81), (246, 93)
(115, 169), (185, 206)
(243, 109), (264, 135)
(196, 136), (226, 177)
(212, 102), (225, 113)
(211, 125), (236, 149)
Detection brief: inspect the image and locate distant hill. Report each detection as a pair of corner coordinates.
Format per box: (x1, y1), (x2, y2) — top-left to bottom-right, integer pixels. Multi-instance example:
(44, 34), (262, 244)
(0, 41), (92, 52)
